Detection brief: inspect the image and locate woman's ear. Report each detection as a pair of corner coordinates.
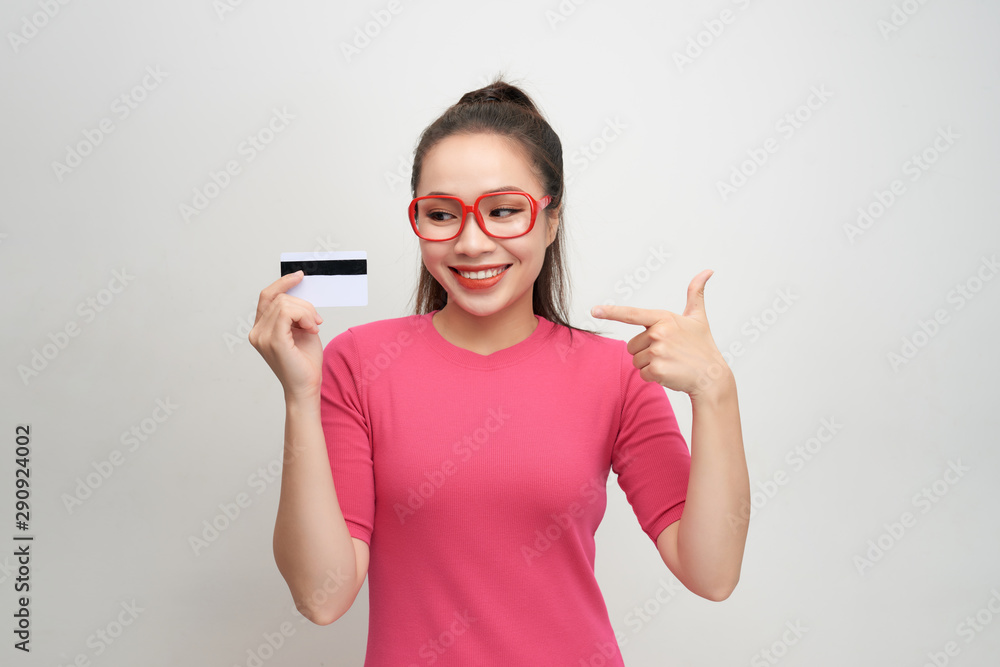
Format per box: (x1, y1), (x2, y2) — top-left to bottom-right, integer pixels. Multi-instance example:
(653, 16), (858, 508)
(544, 204), (561, 246)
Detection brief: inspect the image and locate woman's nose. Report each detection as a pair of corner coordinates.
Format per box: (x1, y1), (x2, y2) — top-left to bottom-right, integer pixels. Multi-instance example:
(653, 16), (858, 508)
(453, 211), (496, 255)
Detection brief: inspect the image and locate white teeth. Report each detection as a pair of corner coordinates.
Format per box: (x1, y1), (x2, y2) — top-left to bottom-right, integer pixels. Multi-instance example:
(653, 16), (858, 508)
(457, 265), (508, 279)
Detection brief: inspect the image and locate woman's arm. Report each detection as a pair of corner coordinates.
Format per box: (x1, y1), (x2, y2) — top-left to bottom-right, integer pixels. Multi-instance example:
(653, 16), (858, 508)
(248, 272), (369, 624)
(593, 269), (751, 601)
(656, 371), (748, 600)
(273, 394), (369, 625)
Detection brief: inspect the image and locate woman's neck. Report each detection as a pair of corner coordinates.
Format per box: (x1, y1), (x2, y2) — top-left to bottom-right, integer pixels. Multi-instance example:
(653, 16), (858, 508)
(432, 300), (538, 356)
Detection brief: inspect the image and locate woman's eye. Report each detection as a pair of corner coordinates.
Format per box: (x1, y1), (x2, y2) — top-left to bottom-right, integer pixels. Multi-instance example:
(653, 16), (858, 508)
(429, 211), (454, 222)
(491, 207), (519, 218)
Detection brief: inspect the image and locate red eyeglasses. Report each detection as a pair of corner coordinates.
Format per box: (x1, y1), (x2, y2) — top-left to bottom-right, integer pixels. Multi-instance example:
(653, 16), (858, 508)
(408, 191), (552, 241)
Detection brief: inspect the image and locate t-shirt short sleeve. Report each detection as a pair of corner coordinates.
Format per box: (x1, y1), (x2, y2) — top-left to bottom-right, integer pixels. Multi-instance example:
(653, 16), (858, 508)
(320, 329), (375, 546)
(610, 342), (692, 544)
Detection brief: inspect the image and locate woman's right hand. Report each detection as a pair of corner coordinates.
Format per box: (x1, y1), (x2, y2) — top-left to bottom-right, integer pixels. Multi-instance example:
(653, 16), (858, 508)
(248, 271), (325, 402)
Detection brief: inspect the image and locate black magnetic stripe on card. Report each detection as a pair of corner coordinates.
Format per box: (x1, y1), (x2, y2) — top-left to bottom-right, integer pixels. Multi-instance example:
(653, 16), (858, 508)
(280, 259), (367, 276)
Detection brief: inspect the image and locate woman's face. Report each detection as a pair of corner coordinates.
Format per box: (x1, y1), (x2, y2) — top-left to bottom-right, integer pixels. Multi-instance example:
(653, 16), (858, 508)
(415, 132), (559, 319)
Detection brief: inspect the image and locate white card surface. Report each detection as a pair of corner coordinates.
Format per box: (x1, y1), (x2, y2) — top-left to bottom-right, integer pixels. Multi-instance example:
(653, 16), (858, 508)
(280, 251), (367, 307)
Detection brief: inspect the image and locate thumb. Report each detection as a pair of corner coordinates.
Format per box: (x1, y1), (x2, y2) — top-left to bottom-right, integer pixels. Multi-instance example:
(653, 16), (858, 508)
(683, 269), (713, 319)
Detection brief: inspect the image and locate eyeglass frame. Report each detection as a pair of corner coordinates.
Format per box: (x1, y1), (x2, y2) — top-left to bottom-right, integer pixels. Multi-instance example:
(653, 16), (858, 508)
(407, 190), (553, 242)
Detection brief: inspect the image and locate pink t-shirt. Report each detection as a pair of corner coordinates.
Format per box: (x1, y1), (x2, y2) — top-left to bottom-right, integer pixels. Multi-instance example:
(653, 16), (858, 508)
(320, 311), (691, 666)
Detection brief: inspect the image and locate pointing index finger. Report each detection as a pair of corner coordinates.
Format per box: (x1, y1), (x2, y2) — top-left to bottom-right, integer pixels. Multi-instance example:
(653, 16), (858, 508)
(591, 304), (662, 328)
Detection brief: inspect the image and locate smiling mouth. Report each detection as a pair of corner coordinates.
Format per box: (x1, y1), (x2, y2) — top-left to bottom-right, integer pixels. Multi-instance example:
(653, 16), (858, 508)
(449, 264), (512, 280)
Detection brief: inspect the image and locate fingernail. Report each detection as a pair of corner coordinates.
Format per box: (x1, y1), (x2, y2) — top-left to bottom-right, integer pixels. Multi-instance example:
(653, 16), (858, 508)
(591, 306), (604, 318)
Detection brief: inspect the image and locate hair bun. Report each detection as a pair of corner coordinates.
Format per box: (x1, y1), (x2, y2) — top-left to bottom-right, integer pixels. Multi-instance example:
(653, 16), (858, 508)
(457, 80), (538, 114)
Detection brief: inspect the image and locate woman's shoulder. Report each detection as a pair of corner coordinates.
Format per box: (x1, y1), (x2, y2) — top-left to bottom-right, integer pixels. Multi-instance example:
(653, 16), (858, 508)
(332, 312), (432, 346)
(322, 315), (427, 379)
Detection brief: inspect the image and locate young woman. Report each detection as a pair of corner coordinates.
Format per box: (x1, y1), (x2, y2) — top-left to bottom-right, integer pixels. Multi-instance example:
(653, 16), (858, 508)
(249, 79), (750, 666)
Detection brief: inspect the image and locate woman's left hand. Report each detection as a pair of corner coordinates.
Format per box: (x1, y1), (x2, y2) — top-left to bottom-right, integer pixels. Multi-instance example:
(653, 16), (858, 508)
(591, 269), (732, 398)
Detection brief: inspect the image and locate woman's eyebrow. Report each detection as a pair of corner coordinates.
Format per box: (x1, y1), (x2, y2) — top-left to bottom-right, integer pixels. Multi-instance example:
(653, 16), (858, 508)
(424, 186), (526, 196)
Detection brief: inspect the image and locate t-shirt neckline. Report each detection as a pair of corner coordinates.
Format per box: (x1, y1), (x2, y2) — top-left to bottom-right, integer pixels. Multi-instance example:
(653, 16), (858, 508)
(418, 309), (555, 369)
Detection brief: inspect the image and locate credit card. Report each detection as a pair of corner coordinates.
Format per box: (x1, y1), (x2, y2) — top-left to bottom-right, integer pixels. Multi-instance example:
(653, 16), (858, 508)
(280, 251), (367, 307)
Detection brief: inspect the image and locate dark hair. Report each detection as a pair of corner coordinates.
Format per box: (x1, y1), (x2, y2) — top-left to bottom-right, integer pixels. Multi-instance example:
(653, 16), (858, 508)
(408, 77), (598, 339)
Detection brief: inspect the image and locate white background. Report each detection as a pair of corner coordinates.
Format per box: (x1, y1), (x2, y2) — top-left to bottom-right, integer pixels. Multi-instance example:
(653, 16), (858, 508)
(2, 1), (999, 665)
